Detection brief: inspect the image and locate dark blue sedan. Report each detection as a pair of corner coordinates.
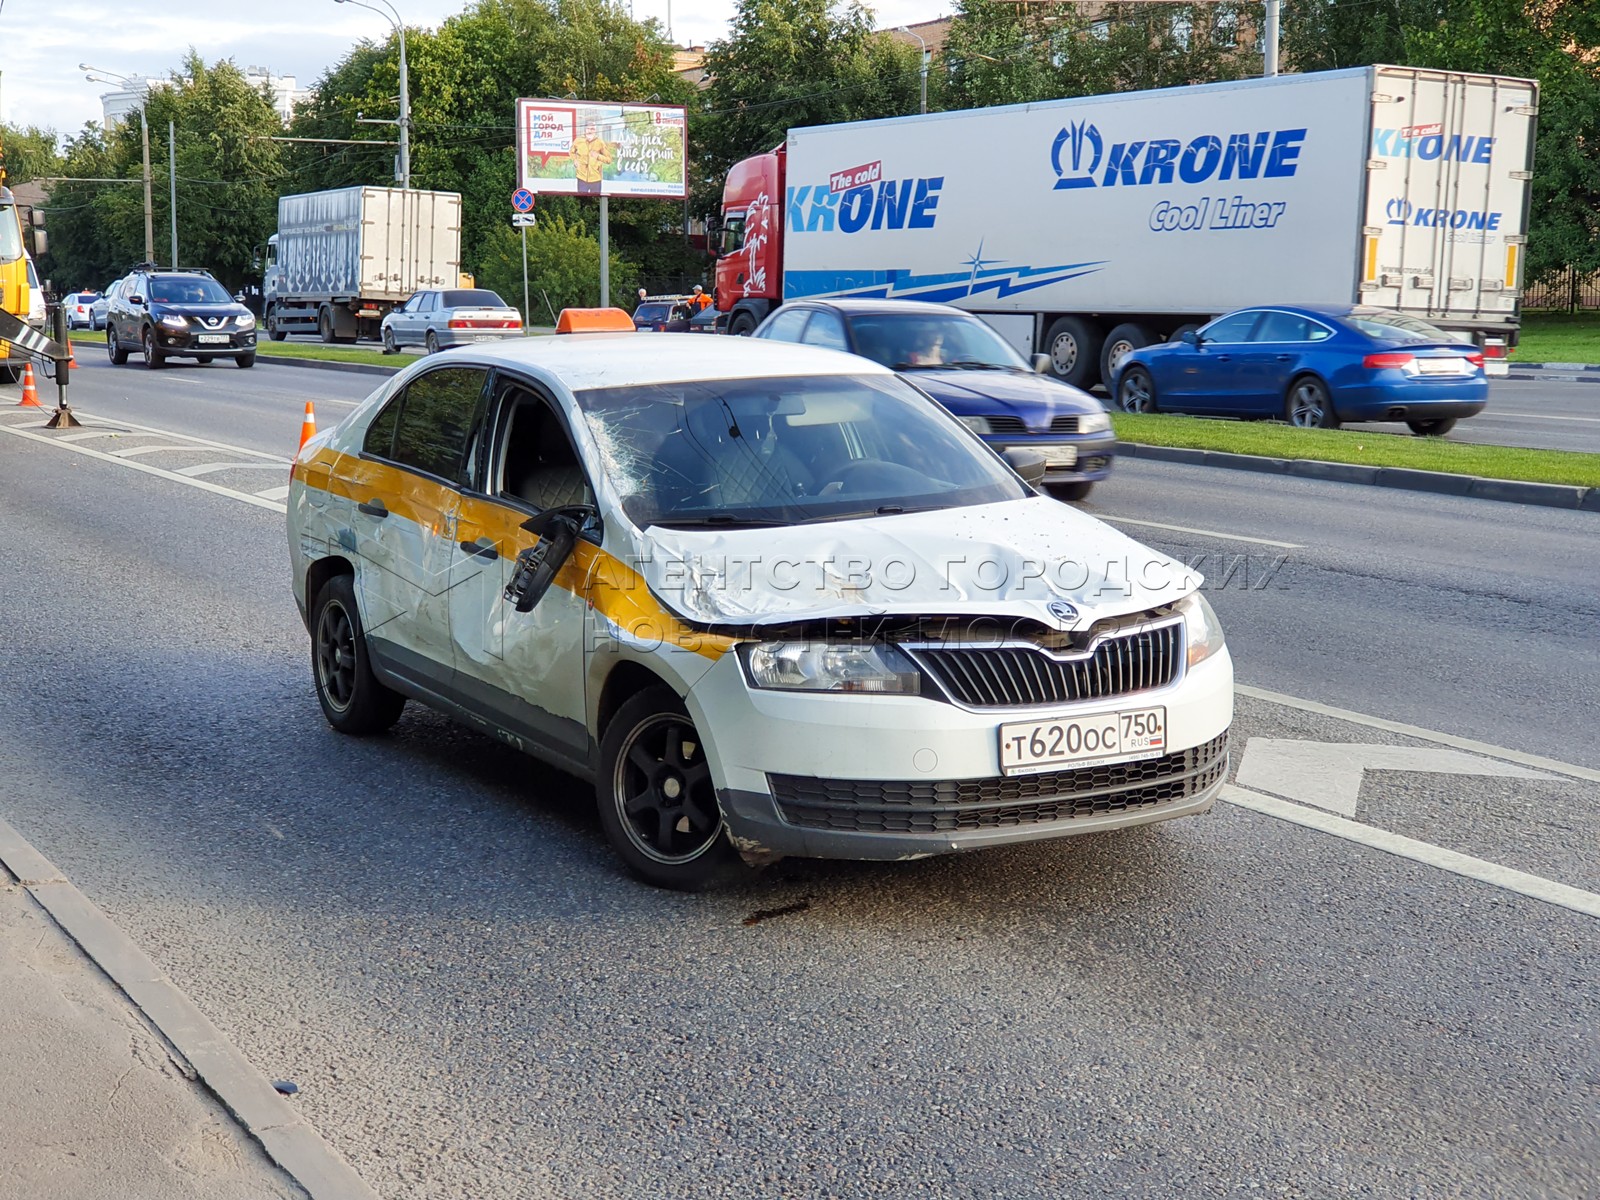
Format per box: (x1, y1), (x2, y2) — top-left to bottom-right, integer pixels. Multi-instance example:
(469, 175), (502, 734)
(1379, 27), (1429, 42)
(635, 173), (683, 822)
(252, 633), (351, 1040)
(1114, 305), (1489, 436)
(753, 299), (1115, 500)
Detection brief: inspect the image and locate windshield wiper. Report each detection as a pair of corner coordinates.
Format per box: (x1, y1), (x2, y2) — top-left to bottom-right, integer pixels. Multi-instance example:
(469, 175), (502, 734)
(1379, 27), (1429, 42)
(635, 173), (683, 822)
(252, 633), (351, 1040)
(654, 514), (793, 529)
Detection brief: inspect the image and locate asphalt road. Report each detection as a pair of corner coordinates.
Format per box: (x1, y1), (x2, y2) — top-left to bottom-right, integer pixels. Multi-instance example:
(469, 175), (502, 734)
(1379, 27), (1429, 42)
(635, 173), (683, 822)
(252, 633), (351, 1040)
(0, 363), (1596, 1199)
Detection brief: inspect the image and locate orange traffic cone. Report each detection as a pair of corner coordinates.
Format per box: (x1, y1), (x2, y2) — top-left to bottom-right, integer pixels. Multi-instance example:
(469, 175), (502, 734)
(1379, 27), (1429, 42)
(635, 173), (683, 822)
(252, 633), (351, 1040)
(17, 363), (42, 408)
(298, 401), (317, 450)
(67, 343), (78, 370)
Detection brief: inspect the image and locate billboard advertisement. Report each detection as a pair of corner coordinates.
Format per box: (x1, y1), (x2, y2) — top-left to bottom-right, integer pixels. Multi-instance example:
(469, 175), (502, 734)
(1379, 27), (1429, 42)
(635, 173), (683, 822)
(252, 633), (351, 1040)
(516, 99), (687, 199)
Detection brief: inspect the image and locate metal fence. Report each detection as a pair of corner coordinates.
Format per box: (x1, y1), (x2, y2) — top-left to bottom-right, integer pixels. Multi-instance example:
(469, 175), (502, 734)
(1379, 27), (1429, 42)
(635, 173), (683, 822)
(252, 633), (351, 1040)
(1522, 266), (1600, 312)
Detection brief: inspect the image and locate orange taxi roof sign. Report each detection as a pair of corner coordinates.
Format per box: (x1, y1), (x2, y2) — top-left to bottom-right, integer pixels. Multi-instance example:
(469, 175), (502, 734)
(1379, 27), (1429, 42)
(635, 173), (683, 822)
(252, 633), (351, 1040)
(556, 307), (636, 334)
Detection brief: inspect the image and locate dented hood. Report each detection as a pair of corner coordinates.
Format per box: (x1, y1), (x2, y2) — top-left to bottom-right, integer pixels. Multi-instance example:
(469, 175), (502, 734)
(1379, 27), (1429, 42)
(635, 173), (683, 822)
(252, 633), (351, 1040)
(639, 496), (1199, 630)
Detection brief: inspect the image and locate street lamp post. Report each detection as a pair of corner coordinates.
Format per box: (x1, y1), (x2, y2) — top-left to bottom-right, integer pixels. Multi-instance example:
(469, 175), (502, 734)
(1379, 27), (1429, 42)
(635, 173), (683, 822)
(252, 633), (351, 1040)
(897, 28), (930, 115)
(83, 66), (155, 262)
(334, 0), (410, 187)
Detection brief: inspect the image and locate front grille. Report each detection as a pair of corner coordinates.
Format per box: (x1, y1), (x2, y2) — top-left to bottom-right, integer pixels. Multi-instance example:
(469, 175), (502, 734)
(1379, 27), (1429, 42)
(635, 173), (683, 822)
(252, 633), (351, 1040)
(985, 415), (1028, 434)
(913, 622), (1181, 708)
(1050, 415), (1081, 433)
(771, 733), (1228, 834)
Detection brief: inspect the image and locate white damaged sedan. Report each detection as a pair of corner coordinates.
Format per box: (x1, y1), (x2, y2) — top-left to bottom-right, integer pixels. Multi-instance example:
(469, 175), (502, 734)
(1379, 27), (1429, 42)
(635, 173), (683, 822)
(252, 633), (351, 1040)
(288, 319), (1233, 889)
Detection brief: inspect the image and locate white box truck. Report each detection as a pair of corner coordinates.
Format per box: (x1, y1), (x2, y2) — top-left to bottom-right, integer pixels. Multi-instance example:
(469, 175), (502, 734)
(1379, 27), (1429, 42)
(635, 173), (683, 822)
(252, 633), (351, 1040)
(712, 65), (1537, 387)
(263, 186), (463, 343)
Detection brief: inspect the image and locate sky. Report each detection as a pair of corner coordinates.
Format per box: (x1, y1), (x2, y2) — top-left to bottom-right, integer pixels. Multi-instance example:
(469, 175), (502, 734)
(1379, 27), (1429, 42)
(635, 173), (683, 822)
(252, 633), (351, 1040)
(1, 0), (948, 134)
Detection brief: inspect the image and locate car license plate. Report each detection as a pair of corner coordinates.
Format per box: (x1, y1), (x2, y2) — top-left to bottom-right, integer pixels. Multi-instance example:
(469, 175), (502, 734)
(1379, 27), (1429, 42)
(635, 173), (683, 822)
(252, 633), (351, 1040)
(197, 334), (229, 345)
(998, 707), (1166, 776)
(1418, 357), (1465, 374)
(1039, 446), (1079, 467)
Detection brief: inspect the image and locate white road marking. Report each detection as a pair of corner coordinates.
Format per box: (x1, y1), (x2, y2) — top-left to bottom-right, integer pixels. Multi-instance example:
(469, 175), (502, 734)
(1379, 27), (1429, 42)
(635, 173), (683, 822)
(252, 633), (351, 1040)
(255, 485), (292, 501)
(1235, 738), (1555, 816)
(176, 461), (291, 477)
(1487, 412), (1600, 424)
(1236, 684), (1600, 784)
(1222, 784), (1600, 921)
(1100, 516), (1302, 550)
(53, 429), (134, 442)
(110, 444), (216, 458)
(0, 420), (287, 514)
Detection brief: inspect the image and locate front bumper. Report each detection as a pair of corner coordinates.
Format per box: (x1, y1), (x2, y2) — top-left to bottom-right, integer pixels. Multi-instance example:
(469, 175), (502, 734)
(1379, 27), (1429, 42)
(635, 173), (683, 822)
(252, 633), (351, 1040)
(690, 647), (1233, 862)
(153, 326), (258, 357)
(981, 432), (1118, 482)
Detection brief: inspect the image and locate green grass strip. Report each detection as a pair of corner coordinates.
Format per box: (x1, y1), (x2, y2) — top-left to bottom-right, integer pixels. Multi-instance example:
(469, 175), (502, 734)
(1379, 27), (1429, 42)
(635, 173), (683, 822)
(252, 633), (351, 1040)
(1113, 412), (1600, 488)
(1511, 312), (1600, 364)
(69, 329), (399, 368)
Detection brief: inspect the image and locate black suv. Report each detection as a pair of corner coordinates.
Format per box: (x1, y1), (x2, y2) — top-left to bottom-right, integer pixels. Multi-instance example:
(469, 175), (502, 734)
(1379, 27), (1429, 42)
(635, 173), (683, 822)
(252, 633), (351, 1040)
(107, 265), (258, 369)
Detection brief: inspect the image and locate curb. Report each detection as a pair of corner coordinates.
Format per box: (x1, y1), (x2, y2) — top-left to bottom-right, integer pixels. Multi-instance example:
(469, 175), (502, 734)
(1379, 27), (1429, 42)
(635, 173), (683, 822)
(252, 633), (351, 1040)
(1507, 361), (1600, 373)
(0, 815), (381, 1200)
(1119, 443), (1595, 512)
(257, 355), (401, 378)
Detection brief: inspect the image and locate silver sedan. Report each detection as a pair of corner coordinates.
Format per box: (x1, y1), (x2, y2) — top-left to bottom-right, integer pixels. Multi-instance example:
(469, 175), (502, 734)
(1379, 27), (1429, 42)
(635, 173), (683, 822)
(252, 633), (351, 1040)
(380, 288), (524, 355)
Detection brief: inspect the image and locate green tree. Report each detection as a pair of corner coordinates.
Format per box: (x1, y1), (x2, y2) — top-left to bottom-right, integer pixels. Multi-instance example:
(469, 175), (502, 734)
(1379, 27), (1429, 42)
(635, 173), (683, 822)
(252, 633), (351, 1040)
(940, 0), (1253, 111)
(696, 0), (921, 199)
(0, 124), (63, 186)
(43, 55), (284, 293)
(288, 0), (693, 281)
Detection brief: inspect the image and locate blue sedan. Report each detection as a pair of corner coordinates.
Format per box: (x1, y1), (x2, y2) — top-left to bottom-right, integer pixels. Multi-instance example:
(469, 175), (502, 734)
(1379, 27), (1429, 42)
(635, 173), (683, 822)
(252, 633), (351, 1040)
(1114, 305), (1489, 436)
(754, 299), (1115, 500)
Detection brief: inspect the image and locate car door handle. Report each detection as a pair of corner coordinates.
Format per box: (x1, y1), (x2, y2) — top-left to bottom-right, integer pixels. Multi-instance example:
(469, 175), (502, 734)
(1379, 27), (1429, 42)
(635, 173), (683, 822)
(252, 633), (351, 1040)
(459, 539), (498, 560)
(1215, 354), (1232, 362)
(1275, 354), (1292, 362)
(357, 499), (389, 518)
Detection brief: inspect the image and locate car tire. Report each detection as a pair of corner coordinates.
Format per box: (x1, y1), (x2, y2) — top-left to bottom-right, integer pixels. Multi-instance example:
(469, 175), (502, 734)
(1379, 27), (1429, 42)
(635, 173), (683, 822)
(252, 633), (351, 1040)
(596, 685), (752, 891)
(1101, 322), (1155, 386)
(1117, 366), (1158, 413)
(1407, 418), (1456, 437)
(267, 307), (288, 342)
(319, 306), (337, 344)
(728, 311), (758, 337)
(107, 327), (128, 365)
(425, 330), (439, 355)
(1046, 481), (1094, 502)
(1043, 316), (1104, 390)
(1286, 376), (1339, 429)
(311, 575), (406, 735)
(142, 327), (165, 369)
(235, 353), (256, 369)
(381, 327), (398, 355)
(0, 365), (17, 385)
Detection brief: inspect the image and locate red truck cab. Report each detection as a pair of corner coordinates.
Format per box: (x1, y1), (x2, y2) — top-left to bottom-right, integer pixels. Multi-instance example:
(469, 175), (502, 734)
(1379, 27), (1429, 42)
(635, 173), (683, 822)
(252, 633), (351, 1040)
(714, 146), (784, 336)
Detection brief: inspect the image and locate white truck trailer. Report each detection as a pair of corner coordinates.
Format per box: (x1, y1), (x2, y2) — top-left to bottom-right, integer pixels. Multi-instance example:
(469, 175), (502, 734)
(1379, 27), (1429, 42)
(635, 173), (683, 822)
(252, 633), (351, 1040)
(715, 65), (1537, 387)
(263, 186), (463, 343)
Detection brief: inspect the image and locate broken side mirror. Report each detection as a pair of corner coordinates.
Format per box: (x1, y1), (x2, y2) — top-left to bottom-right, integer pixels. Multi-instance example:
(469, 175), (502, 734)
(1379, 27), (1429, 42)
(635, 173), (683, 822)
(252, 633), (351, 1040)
(504, 505), (597, 613)
(1001, 447), (1047, 488)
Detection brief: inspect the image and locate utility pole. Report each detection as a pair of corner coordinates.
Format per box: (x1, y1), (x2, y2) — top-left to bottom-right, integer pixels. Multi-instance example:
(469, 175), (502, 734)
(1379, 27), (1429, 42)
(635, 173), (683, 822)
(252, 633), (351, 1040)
(1263, 0), (1281, 77)
(898, 28), (930, 115)
(168, 120), (178, 267)
(599, 197), (609, 306)
(336, 0), (411, 187)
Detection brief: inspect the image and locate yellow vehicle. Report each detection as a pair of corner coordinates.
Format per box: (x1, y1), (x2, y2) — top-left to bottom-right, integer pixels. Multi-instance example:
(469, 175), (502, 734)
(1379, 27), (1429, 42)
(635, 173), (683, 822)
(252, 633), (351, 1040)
(0, 184), (32, 384)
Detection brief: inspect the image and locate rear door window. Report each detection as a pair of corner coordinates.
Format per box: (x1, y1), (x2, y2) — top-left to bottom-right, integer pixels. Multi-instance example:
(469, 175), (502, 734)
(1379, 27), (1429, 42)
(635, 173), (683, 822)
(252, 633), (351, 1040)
(370, 367), (491, 484)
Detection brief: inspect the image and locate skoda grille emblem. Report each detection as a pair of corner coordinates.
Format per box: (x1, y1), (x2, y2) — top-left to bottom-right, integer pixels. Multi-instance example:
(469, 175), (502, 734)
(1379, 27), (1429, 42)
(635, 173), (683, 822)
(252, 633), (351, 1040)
(1047, 600), (1079, 625)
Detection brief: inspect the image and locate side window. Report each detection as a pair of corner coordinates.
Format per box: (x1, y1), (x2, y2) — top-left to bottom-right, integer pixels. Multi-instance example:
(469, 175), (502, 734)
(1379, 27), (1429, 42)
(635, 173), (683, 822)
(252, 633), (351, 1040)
(1306, 321), (1335, 342)
(1251, 311), (1314, 343)
(497, 388), (592, 512)
(421, 293), (439, 313)
(1202, 310), (1262, 343)
(363, 394), (401, 458)
(801, 309), (850, 352)
(386, 367), (490, 483)
(760, 307), (810, 342)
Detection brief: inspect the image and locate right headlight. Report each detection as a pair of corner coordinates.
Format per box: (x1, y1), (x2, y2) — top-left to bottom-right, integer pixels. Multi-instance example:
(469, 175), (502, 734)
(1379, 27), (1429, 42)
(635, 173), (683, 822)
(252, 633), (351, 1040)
(1177, 592), (1226, 667)
(740, 641), (921, 695)
(1078, 409), (1112, 434)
